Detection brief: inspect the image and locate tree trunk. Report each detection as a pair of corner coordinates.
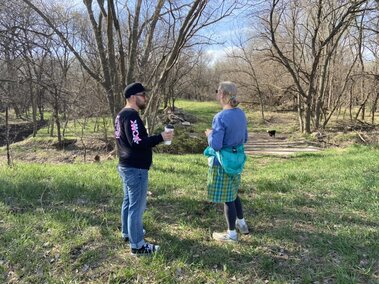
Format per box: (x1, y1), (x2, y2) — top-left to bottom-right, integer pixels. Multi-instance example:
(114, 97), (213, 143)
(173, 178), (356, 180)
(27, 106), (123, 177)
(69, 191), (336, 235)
(297, 93), (304, 132)
(371, 92), (379, 124)
(30, 84), (38, 137)
(355, 94), (369, 121)
(54, 102), (62, 148)
(106, 0), (123, 115)
(349, 85), (354, 122)
(315, 51), (330, 129)
(49, 115), (54, 137)
(142, 0), (209, 132)
(305, 109), (311, 133)
(126, 0), (142, 84)
(360, 79), (366, 120)
(5, 105), (12, 167)
(62, 114), (70, 138)
(38, 90), (44, 121)
(13, 105), (21, 118)
(102, 116), (109, 143)
(305, 97), (312, 133)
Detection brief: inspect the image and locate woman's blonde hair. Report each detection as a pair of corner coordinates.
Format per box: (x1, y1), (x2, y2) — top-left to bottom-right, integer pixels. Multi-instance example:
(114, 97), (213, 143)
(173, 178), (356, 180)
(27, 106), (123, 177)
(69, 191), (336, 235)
(218, 81), (239, 107)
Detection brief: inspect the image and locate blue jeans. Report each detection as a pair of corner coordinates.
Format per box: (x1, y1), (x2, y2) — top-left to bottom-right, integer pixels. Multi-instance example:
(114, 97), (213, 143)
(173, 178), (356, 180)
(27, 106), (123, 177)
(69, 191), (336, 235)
(118, 166), (148, 249)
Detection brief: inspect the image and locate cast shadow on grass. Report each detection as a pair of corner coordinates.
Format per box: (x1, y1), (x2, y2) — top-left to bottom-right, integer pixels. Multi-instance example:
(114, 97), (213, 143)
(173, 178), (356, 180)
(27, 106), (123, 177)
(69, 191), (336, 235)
(1, 197), (263, 281)
(0, 177), (264, 281)
(1, 176), (378, 282)
(147, 194), (256, 231)
(256, 227), (377, 283)
(254, 175), (378, 231)
(0, 176), (116, 210)
(147, 193), (378, 282)
(289, 197), (379, 228)
(257, 216), (378, 280)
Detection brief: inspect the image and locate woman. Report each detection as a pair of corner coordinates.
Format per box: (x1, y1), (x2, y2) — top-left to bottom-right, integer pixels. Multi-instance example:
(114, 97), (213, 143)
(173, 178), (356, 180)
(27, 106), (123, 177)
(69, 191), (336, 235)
(205, 81), (249, 242)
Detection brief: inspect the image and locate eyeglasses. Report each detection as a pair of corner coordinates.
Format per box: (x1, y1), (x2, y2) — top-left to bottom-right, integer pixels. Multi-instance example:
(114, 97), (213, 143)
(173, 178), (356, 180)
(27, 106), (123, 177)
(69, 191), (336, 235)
(134, 92), (147, 97)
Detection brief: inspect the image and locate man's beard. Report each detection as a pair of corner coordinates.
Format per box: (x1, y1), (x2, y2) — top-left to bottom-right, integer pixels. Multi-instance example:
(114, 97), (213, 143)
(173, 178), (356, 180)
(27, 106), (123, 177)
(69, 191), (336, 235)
(136, 98), (147, 110)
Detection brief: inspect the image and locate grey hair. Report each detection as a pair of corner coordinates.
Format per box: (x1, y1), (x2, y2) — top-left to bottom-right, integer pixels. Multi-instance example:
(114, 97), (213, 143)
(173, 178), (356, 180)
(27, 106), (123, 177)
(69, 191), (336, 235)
(218, 81), (239, 107)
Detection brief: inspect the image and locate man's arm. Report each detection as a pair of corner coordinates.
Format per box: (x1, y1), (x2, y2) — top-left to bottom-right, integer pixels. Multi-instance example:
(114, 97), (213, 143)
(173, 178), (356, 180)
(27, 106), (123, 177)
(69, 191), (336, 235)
(124, 114), (163, 149)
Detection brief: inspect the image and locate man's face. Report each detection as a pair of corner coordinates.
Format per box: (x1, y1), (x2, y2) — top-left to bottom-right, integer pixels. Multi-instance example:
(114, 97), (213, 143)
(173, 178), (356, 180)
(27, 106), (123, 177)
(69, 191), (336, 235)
(135, 92), (148, 110)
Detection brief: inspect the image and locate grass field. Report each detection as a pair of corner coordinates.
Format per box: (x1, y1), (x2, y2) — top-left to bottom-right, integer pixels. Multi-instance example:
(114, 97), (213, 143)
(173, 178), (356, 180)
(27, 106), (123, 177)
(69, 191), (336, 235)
(0, 100), (378, 283)
(0, 146), (378, 283)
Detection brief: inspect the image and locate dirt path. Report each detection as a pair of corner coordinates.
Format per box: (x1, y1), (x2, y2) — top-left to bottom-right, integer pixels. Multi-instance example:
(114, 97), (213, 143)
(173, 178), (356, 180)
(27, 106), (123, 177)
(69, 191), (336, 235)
(245, 132), (323, 156)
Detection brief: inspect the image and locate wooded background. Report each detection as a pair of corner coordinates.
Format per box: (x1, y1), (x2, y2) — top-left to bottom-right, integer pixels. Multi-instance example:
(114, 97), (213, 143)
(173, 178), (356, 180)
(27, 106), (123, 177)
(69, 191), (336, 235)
(1, 0), (378, 142)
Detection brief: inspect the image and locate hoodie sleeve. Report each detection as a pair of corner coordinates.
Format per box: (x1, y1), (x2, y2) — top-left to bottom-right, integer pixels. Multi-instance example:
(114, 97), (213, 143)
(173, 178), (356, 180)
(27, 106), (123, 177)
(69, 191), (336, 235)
(123, 112), (163, 149)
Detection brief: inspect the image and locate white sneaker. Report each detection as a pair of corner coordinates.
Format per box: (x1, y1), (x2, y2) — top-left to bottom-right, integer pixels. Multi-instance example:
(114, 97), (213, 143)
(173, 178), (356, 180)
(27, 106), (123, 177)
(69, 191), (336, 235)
(212, 232), (238, 242)
(236, 222), (249, 234)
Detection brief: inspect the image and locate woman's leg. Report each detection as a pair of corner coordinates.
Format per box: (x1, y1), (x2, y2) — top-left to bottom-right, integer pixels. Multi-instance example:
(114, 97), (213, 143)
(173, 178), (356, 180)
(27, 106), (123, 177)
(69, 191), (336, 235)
(224, 201), (237, 231)
(234, 195), (244, 219)
(235, 195), (249, 234)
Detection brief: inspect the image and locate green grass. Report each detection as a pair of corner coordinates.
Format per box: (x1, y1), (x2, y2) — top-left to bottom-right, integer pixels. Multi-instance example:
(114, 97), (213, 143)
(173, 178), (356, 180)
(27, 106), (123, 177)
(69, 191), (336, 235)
(33, 116), (113, 139)
(1, 100), (378, 282)
(0, 146), (378, 283)
(175, 99), (220, 132)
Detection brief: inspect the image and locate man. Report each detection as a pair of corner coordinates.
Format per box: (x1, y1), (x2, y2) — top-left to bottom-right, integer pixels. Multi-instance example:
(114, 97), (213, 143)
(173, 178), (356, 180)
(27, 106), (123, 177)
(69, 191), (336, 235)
(115, 82), (173, 256)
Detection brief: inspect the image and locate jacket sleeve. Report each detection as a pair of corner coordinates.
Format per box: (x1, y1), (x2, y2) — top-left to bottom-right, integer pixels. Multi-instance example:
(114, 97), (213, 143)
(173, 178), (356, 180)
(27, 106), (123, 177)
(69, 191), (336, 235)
(244, 119), (248, 143)
(244, 112), (248, 143)
(208, 115), (224, 151)
(123, 113), (163, 149)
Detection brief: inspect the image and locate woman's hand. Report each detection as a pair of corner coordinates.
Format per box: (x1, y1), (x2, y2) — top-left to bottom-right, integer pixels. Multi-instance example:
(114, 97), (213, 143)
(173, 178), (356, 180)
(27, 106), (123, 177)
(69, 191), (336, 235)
(205, 128), (212, 137)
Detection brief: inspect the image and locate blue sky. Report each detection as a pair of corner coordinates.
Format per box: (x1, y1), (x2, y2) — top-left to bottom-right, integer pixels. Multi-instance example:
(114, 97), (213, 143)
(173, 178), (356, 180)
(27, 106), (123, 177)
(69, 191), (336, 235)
(200, 3), (258, 65)
(203, 17), (251, 65)
(68, 0), (253, 65)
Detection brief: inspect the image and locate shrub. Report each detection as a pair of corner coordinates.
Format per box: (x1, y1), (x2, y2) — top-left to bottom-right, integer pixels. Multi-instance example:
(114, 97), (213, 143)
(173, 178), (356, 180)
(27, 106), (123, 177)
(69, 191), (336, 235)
(154, 125), (208, 154)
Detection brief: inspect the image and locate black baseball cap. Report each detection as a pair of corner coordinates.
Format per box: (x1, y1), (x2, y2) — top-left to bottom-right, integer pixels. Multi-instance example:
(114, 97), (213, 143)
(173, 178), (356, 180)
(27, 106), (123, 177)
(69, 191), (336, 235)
(123, 82), (148, 98)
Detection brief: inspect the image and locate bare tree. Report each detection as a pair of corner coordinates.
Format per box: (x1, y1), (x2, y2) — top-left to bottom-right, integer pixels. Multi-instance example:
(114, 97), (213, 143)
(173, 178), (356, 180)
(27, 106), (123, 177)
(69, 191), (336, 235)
(226, 37), (267, 121)
(366, 0), (379, 124)
(21, 0), (243, 132)
(1, 43), (18, 166)
(261, 0), (370, 133)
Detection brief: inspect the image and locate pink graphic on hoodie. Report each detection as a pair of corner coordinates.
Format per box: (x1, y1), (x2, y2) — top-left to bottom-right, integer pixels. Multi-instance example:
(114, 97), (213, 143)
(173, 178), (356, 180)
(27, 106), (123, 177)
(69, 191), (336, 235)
(114, 115), (121, 139)
(130, 120), (142, 144)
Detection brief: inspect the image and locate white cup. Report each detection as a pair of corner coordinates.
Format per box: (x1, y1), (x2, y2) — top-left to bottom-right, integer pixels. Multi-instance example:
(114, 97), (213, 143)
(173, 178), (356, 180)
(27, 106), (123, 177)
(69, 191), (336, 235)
(164, 125), (174, 145)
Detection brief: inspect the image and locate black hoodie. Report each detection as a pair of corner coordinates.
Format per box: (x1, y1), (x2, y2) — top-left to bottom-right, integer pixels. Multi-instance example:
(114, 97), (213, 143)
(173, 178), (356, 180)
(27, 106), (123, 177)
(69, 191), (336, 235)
(115, 108), (163, 169)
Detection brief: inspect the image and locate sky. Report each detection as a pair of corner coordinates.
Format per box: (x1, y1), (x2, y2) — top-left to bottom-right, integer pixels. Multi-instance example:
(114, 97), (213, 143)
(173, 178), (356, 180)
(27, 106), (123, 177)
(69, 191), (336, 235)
(204, 24), (251, 65)
(55, 0), (255, 66)
(200, 3), (259, 66)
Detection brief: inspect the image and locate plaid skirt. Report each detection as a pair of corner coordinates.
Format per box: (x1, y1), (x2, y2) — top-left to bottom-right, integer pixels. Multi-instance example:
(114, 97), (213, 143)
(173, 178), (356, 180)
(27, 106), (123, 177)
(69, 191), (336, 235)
(207, 165), (241, 203)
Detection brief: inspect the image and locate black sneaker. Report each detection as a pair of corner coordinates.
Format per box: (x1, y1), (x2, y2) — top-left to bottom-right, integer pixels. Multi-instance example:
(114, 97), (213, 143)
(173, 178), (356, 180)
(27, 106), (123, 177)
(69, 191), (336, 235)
(130, 243), (160, 256)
